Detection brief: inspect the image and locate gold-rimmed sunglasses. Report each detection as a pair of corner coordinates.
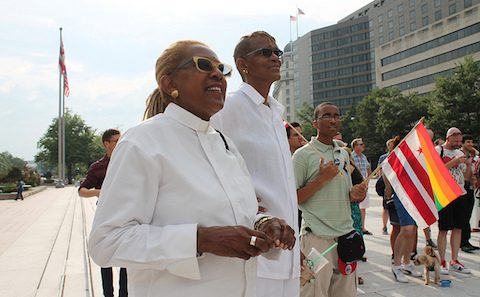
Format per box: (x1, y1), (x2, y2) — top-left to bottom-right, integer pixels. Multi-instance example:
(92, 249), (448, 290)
(173, 56), (232, 77)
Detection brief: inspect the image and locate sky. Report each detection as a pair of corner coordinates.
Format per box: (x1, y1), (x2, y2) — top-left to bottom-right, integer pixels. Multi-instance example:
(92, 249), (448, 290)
(0, 0), (373, 161)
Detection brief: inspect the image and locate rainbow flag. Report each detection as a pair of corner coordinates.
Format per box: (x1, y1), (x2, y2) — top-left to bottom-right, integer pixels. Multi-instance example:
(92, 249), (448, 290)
(382, 122), (464, 228)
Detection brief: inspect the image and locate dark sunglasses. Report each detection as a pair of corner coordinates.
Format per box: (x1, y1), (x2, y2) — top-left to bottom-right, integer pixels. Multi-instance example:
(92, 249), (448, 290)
(174, 56), (232, 77)
(244, 48), (283, 58)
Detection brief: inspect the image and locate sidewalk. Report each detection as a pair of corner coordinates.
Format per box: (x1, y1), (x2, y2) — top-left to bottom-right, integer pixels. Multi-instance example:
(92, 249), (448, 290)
(0, 183), (479, 297)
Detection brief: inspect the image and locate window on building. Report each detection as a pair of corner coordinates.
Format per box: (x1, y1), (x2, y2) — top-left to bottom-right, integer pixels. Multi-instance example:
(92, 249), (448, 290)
(389, 31), (394, 41)
(379, 25), (384, 33)
(435, 10), (442, 21)
(398, 4), (404, 13)
(388, 21), (394, 29)
(422, 16), (429, 26)
(286, 72), (289, 78)
(434, 0), (441, 8)
(399, 15), (405, 24)
(285, 61), (289, 68)
(378, 14), (383, 23)
(286, 89), (290, 95)
(286, 97), (290, 104)
(410, 22), (416, 31)
(410, 0), (416, 7)
(379, 36), (384, 44)
(286, 80), (290, 86)
(421, 3), (428, 14)
(388, 9), (393, 18)
(465, 0), (473, 8)
(410, 10), (416, 19)
(449, 4), (456, 15)
(399, 26), (405, 36)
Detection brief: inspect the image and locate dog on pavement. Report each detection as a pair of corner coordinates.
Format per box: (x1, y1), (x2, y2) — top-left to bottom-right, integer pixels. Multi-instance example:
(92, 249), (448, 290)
(414, 245), (440, 285)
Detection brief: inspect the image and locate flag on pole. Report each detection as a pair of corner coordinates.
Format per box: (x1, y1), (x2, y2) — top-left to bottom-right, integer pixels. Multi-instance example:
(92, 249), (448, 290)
(290, 15), (297, 21)
(382, 122), (464, 228)
(59, 35), (70, 97)
(297, 8), (305, 15)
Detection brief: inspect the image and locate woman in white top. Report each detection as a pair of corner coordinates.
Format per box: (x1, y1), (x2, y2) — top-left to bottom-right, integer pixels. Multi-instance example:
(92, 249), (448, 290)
(88, 40), (295, 297)
(211, 32), (300, 297)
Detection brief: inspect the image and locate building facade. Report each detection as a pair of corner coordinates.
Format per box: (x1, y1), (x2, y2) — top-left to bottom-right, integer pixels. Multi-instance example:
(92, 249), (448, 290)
(276, 0), (480, 120)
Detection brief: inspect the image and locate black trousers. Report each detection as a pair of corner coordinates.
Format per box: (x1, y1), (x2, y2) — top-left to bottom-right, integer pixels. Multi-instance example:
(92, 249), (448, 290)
(101, 267), (128, 297)
(461, 187), (475, 246)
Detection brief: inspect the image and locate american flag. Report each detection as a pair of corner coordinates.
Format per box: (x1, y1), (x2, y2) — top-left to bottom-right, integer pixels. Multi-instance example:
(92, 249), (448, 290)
(59, 35), (70, 97)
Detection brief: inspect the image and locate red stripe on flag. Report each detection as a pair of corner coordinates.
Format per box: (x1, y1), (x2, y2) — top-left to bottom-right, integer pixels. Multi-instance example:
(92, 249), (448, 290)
(398, 141), (434, 201)
(388, 152), (437, 225)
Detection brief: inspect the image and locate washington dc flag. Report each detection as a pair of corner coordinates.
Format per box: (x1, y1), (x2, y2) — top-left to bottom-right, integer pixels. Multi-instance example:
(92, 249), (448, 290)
(382, 122), (464, 228)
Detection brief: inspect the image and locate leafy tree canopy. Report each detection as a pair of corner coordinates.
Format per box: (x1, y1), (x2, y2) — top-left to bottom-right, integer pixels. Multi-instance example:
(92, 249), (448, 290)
(35, 109), (104, 183)
(428, 56), (480, 140)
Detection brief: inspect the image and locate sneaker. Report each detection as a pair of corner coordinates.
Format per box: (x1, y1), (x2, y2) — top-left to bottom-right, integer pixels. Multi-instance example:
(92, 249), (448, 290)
(401, 263), (422, 277)
(382, 226), (388, 235)
(466, 242), (480, 250)
(410, 251), (417, 261)
(426, 239), (437, 249)
(461, 245), (474, 253)
(392, 266), (408, 283)
(450, 260), (471, 274)
(440, 260), (449, 275)
(363, 230), (373, 235)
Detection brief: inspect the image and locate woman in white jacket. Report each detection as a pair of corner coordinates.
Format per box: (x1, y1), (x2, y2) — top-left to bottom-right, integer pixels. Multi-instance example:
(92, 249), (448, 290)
(88, 40), (295, 297)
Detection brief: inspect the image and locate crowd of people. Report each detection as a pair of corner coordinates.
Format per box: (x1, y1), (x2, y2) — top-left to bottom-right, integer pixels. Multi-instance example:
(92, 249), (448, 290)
(76, 31), (480, 297)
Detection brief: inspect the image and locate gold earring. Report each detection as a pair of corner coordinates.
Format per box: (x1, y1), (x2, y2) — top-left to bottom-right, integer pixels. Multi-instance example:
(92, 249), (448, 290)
(171, 90), (179, 99)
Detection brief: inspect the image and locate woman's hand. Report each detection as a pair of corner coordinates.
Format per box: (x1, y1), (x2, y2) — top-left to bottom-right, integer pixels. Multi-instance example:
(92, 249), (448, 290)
(258, 218), (296, 250)
(197, 226), (273, 260)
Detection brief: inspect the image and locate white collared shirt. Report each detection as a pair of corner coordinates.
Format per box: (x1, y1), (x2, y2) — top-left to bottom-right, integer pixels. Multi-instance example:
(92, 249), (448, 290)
(212, 82), (300, 280)
(89, 103), (259, 297)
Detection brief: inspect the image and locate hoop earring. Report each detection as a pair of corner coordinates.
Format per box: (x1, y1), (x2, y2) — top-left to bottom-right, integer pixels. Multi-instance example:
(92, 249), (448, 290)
(171, 90), (179, 99)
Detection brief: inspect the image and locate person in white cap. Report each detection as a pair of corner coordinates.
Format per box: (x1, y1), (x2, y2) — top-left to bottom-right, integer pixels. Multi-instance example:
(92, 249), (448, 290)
(436, 127), (472, 275)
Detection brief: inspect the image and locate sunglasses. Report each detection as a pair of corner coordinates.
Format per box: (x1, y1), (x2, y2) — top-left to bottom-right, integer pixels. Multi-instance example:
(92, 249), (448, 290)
(244, 48), (284, 58)
(175, 56), (232, 77)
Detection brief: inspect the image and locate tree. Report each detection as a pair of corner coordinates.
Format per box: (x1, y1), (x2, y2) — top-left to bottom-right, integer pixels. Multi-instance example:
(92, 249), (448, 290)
(346, 88), (430, 165)
(35, 110), (104, 183)
(428, 56), (480, 140)
(295, 103), (316, 141)
(0, 152), (26, 181)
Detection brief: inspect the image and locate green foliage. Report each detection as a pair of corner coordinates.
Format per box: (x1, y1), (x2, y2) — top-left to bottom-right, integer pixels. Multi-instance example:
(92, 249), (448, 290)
(428, 56), (480, 140)
(295, 103), (316, 140)
(35, 109), (105, 183)
(0, 183), (17, 193)
(0, 152), (26, 180)
(345, 88), (430, 165)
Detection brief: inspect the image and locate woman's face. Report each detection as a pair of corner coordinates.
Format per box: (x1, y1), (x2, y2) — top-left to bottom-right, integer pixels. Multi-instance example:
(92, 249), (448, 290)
(171, 45), (228, 120)
(242, 36), (282, 85)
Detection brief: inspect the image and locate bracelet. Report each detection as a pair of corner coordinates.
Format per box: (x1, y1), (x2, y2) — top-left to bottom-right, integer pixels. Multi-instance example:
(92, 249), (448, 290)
(254, 216), (273, 230)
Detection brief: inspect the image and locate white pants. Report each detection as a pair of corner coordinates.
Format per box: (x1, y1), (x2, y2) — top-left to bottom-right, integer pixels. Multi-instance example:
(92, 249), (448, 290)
(257, 277), (299, 297)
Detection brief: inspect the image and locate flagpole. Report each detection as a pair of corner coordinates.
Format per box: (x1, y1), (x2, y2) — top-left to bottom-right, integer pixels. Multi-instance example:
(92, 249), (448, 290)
(62, 81), (66, 184)
(56, 27), (64, 188)
(289, 17), (293, 42)
(296, 7), (299, 39)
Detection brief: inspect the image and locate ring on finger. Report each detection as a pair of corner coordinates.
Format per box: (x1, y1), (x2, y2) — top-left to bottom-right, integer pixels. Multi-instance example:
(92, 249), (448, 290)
(249, 236), (257, 246)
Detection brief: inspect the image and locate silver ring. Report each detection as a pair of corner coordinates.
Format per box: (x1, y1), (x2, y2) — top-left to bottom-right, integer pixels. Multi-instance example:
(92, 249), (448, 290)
(249, 236), (257, 246)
